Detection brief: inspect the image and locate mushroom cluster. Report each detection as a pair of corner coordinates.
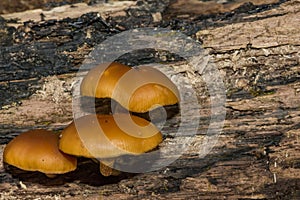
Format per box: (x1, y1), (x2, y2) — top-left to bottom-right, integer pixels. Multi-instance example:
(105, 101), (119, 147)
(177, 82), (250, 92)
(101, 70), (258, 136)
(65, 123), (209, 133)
(80, 62), (180, 113)
(67, 62), (179, 176)
(3, 62), (179, 177)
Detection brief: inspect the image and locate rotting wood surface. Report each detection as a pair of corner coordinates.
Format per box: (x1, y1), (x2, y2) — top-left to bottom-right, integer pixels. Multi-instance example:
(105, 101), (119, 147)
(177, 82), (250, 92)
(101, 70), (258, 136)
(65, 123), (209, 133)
(0, 0), (299, 199)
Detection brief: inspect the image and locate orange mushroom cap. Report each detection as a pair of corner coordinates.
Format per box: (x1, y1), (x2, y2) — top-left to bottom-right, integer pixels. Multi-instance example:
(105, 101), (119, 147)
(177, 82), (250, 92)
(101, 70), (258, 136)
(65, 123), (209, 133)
(80, 62), (131, 98)
(3, 129), (77, 175)
(114, 66), (179, 112)
(58, 114), (163, 159)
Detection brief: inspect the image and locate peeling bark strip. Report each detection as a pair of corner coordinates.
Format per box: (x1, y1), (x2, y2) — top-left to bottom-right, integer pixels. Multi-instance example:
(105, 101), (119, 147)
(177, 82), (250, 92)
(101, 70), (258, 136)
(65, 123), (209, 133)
(0, 0), (300, 199)
(165, 0), (282, 17)
(0, 0), (89, 14)
(1, 1), (136, 27)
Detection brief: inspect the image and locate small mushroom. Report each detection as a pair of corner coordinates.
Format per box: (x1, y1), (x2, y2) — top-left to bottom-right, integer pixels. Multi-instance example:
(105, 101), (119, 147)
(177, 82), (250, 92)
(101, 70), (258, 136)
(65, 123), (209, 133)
(80, 62), (131, 99)
(3, 129), (77, 178)
(80, 62), (180, 113)
(58, 114), (163, 176)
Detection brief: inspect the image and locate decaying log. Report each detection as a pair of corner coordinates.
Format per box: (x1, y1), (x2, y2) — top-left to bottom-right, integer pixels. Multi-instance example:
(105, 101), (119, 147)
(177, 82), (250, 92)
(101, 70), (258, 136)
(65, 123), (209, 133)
(0, 0), (299, 199)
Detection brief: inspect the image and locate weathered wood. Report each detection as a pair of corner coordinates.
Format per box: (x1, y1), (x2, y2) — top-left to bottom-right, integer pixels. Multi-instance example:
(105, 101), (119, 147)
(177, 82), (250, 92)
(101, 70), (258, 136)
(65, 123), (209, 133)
(0, 0), (299, 199)
(0, 0), (169, 108)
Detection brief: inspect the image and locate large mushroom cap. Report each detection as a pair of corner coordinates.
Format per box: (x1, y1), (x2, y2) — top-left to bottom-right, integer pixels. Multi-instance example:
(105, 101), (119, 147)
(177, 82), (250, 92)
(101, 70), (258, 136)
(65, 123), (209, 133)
(59, 114), (163, 159)
(80, 62), (180, 113)
(3, 129), (77, 175)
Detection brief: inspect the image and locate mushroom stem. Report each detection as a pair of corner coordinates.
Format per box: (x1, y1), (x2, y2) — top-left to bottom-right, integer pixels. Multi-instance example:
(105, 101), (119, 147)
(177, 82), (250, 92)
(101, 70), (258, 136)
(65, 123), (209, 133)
(100, 161), (121, 176)
(45, 174), (57, 178)
(91, 158), (120, 176)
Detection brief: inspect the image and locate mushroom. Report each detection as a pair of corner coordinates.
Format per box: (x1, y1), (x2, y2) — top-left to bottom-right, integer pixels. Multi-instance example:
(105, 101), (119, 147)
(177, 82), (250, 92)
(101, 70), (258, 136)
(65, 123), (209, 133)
(79, 62), (131, 114)
(80, 62), (180, 113)
(112, 65), (180, 113)
(80, 62), (131, 99)
(58, 114), (163, 176)
(3, 129), (77, 178)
